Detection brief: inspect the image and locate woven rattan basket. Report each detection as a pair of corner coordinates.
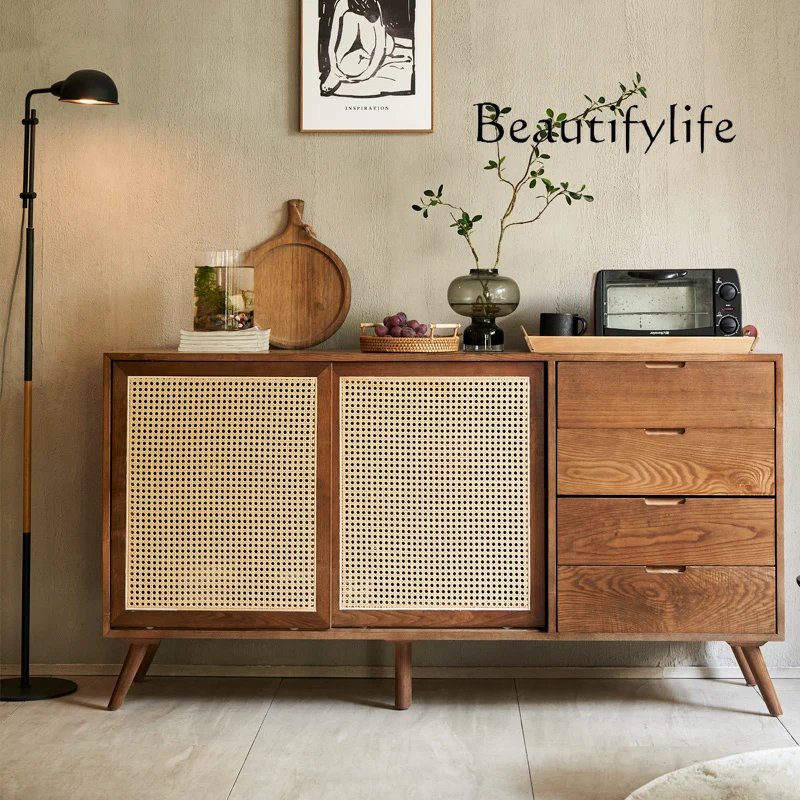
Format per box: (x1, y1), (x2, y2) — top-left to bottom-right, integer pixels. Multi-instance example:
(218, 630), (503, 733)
(360, 323), (461, 353)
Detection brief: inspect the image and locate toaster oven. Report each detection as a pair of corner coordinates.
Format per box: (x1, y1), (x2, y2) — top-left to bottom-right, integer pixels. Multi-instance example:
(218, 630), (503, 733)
(594, 269), (742, 336)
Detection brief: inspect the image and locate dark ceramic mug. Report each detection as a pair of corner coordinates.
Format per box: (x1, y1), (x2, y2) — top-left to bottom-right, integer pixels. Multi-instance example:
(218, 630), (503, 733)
(540, 313), (588, 336)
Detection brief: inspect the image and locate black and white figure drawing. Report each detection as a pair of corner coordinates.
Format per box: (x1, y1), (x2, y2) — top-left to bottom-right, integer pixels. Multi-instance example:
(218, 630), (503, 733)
(301, 0), (432, 132)
(317, 0), (416, 98)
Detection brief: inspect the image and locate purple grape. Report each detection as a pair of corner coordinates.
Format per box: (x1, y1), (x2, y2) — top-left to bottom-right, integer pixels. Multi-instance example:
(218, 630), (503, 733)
(416, 324), (428, 337)
(389, 315), (402, 328)
(383, 316), (393, 328)
(401, 327), (417, 337)
(374, 324), (389, 337)
(397, 312), (408, 326)
(407, 319), (420, 330)
(390, 326), (403, 337)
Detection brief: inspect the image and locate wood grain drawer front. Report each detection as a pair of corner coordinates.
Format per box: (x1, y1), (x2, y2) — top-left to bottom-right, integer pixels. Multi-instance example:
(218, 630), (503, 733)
(558, 362), (775, 429)
(557, 566), (776, 634)
(558, 498), (775, 566)
(557, 429), (775, 496)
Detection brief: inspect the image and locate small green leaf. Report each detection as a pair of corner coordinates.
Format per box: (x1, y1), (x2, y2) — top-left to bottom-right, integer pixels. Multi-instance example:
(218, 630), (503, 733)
(580, 185), (586, 191)
(565, 195), (572, 205)
(472, 214), (482, 222)
(423, 209), (429, 218)
(424, 189), (434, 196)
(583, 195), (594, 202)
(438, 184), (443, 196)
(557, 112), (567, 121)
(540, 153), (550, 159)
(462, 211), (469, 221)
(639, 87), (647, 97)
(501, 106), (512, 114)
(584, 95), (593, 104)
(499, 156), (505, 164)
(529, 179), (537, 188)
(561, 182), (569, 189)
(457, 229), (465, 235)
(569, 192), (581, 199)
(412, 204), (422, 211)
(636, 72), (641, 83)
(620, 84), (626, 92)
(598, 96), (605, 104)
(546, 108), (554, 118)
(484, 165), (493, 170)
(430, 199), (438, 205)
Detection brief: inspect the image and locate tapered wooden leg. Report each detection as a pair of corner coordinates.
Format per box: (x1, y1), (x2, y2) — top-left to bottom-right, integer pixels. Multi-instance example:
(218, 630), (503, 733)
(741, 645), (783, 716)
(730, 644), (756, 686)
(395, 642), (412, 710)
(134, 642), (161, 683)
(108, 643), (150, 711)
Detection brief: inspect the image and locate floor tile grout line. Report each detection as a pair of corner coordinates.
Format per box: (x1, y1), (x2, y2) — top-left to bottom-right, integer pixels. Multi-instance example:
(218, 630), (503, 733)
(225, 677), (283, 800)
(751, 685), (800, 746)
(0, 704), (23, 725)
(514, 679), (536, 800)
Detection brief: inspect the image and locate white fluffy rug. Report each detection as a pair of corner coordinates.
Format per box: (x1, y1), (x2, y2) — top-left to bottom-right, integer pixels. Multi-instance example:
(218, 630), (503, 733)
(626, 748), (800, 800)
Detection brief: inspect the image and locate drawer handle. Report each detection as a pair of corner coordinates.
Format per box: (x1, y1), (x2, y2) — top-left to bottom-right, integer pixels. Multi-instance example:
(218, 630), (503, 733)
(644, 362), (686, 369)
(644, 428), (685, 436)
(645, 566), (687, 574)
(643, 497), (686, 506)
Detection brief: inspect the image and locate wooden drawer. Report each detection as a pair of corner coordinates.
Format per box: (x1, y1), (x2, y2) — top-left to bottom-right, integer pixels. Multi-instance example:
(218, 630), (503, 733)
(558, 498), (775, 565)
(557, 566), (776, 634)
(557, 428), (775, 496)
(558, 361), (775, 429)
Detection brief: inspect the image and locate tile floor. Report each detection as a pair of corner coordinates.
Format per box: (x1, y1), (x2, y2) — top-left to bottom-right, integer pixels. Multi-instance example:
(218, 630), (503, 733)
(1, 676), (798, 799)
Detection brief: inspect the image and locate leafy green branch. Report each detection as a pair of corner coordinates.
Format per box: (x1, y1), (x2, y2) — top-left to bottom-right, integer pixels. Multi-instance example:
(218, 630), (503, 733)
(412, 74), (647, 271)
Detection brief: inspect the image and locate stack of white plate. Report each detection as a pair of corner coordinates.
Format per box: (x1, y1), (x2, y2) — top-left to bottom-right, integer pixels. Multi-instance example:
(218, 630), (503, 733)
(178, 328), (271, 353)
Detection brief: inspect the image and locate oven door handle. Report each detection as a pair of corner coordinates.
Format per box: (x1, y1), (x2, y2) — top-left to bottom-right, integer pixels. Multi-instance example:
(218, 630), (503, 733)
(627, 270), (688, 280)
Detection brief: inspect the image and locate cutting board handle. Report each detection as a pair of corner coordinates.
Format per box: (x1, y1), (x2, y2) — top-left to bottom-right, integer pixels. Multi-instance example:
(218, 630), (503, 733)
(286, 199), (317, 239)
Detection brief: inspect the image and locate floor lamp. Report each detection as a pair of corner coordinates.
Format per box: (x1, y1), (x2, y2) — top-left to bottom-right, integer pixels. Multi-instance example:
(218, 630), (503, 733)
(0, 70), (118, 701)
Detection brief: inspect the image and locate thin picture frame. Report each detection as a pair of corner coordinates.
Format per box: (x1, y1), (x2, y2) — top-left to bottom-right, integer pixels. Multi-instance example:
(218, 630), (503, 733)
(301, 0), (434, 133)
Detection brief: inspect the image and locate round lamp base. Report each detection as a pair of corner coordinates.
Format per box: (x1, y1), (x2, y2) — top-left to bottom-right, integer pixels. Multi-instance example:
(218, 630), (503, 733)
(0, 676), (78, 702)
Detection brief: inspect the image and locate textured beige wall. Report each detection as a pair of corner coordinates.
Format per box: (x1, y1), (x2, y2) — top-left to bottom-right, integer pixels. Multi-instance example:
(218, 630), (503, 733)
(1, 0), (798, 669)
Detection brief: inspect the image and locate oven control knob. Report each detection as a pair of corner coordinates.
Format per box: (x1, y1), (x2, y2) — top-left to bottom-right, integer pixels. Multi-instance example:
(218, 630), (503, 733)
(719, 315), (739, 335)
(719, 283), (738, 302)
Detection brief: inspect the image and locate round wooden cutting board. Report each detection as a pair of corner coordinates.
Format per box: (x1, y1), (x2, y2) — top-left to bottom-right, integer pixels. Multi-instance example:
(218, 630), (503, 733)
(249, 200), (351, 349)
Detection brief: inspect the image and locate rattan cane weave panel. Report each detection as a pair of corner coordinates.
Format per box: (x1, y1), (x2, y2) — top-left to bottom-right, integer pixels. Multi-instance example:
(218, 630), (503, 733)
(340, 376), (530, 610)
(126, 376), (317, 611)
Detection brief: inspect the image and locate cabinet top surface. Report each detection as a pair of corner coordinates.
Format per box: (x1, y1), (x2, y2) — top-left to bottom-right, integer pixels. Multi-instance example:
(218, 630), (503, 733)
(105, 349), (781, 363)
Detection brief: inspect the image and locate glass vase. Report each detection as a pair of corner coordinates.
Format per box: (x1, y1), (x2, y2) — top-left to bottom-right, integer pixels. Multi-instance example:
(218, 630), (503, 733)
(447, 269), (520, 351)
(193, 250), (255, 331)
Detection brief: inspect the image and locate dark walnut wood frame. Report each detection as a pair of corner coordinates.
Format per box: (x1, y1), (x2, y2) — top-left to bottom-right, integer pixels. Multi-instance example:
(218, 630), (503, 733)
(103, 351), (784, 717)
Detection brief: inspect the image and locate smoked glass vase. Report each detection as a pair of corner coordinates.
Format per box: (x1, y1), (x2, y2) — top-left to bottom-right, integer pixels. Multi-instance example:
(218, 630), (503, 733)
(447, 269), (520, 351)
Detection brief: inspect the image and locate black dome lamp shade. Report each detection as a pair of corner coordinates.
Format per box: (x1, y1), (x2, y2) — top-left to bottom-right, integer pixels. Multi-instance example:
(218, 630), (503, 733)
(0, 69), (117, 703)
(52, 69), (119, 105)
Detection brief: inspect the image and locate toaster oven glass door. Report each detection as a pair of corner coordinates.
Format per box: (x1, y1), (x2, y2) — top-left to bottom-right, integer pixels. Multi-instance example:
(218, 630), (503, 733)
(604, 270), (715, 334)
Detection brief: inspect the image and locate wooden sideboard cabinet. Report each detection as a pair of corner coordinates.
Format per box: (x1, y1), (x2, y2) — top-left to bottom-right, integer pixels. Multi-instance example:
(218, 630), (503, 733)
(103, 351), (783, 715)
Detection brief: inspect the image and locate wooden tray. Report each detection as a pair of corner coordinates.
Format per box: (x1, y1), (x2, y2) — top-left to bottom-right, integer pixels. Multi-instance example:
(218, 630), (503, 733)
(521, 326), (759, 355)
(360, 323), (461, 353)
(248, 200), (351, 349)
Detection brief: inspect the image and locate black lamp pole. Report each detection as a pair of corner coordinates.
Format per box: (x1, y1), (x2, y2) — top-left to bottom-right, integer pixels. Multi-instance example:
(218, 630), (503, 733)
(1, 70), (118, 702)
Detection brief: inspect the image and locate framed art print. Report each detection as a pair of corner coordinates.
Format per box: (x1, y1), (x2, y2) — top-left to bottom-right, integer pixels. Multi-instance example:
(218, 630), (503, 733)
(301, 0), (433, 132)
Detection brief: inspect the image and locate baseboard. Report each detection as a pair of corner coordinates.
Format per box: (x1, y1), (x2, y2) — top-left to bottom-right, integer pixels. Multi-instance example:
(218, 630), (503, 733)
(3, 664), (800, 679)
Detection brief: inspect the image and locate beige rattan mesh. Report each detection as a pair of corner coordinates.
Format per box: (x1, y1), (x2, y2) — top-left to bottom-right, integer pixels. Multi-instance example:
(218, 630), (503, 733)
(126, 376), (317, 611)
(339, 376), (530, 610)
